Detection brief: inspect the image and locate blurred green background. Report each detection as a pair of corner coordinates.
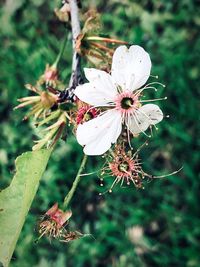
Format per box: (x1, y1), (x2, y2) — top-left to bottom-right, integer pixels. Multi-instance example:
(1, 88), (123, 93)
(0, 0), (199, 266)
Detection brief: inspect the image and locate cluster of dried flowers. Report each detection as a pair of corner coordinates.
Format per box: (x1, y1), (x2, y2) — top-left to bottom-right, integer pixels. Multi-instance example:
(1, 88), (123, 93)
(15, 2), (177, 242)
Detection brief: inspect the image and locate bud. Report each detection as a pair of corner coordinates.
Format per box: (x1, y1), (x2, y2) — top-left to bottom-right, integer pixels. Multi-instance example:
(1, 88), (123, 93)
(38, 64), (59, 87)
(44, 65), (58, 84)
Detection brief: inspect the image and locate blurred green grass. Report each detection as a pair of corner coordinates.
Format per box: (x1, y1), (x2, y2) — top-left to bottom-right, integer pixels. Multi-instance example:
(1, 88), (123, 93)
(0, 0), (199, 266)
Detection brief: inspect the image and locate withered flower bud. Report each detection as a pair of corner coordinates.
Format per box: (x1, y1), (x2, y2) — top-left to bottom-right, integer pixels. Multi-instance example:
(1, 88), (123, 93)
(54, 3), (70, 22)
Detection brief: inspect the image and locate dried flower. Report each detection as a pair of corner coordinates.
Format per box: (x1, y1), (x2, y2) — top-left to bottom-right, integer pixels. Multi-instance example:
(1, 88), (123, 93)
(14, 83), (69, 149)
(100, 144), (182, 193)
(38, 203), (72, 239)
(76, 104), (98, 125)
(46, 203), (72, 227)
(102, 146), (146, 191)
(75, 10), (128, 69)
(74, 45), (165, 155)
(38, 203), (87, 243)
(15, 84), (58, 120)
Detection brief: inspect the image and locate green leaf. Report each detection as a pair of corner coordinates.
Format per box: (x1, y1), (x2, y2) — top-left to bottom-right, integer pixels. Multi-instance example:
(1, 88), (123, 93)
(0, 149), (52, 267)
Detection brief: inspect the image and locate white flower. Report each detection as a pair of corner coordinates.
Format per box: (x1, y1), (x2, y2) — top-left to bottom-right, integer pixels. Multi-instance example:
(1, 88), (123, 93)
(74, 45), (164, 155)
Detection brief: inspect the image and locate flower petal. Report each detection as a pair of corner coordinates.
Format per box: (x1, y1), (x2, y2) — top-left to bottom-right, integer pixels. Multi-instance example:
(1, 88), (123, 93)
(138, 104), (163, 125)
(111, 45), (151, 91)
(74, 68), (117, 107)
(127, 104), (163, 135)
(76, 110), (122, 155)
(127, 111), (149, 135)
(84, 68), (107, 82)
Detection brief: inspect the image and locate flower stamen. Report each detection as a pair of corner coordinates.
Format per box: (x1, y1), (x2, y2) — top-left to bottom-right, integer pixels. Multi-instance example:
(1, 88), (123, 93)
(115, 90), (140, 116)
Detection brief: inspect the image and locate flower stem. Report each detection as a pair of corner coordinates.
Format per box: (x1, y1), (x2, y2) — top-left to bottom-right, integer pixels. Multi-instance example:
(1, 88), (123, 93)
(63, 154), (88, 209)
(53, 34), (69, 68)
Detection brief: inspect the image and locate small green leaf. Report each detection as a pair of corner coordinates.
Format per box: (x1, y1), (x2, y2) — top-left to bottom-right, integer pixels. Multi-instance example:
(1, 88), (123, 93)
(0, 149), (52, 267)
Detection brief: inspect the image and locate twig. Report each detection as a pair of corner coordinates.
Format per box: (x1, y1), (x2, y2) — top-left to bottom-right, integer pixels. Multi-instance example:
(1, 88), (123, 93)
(69, 0), (82, 89)
(59, 0), (82, 102)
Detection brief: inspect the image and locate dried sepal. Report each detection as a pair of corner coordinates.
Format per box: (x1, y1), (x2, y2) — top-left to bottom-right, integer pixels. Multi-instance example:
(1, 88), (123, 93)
(38, 203), (72, 240)
(60, 231), (84, 243)
(15, 84), (58, 121)
(82, 9), (102, 36)
(45, 203), (72, 228)
(32, 111), (67, 150)
(75, 10), (128, 69)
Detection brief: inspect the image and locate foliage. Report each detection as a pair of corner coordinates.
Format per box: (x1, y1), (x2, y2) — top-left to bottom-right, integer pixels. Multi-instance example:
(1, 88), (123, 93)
(0, 0), (199, 266)
(0, 149), (51, 267)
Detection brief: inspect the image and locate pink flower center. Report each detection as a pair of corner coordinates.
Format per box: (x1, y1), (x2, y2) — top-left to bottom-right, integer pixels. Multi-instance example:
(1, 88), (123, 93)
(115, 91), (139, 115)
(109, 157), (136, 179)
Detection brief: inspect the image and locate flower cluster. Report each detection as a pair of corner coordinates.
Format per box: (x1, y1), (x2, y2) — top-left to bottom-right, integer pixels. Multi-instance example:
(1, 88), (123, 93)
(16, 43), (168, 189)
(15, 2), (176, 245)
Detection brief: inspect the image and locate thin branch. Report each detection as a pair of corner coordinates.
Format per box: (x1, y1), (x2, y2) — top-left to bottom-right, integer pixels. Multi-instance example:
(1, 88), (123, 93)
(59, 0), (82, 102)
(69, 0), (82, 89)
